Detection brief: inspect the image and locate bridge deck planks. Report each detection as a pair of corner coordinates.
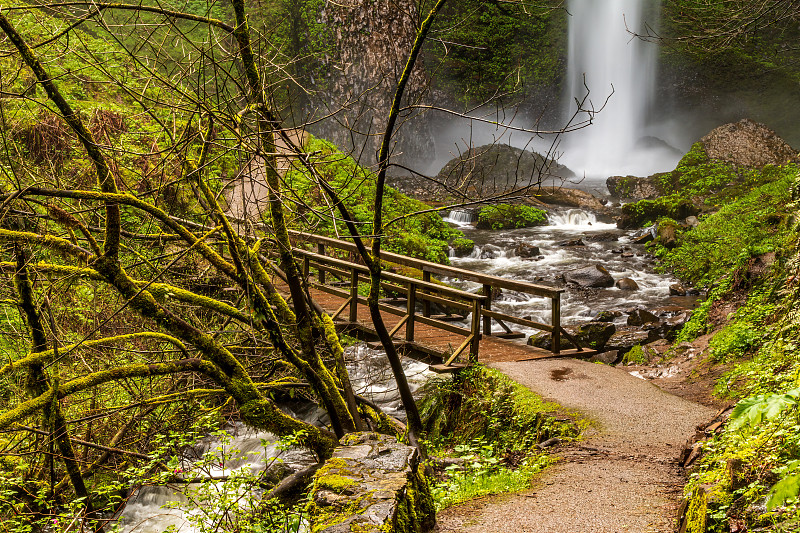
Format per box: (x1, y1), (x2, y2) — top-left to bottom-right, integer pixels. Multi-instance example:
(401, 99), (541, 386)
(303, 284), (596, 365)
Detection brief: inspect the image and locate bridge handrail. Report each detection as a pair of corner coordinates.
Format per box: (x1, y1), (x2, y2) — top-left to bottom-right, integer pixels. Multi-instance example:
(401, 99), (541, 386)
(289, 231), (564, 299)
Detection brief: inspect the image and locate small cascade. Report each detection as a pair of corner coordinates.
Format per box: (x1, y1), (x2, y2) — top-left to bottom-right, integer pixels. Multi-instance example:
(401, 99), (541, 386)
(547, 209), (617, 230)
(116, 427), (317, 533)
(443, 208), (477, 226)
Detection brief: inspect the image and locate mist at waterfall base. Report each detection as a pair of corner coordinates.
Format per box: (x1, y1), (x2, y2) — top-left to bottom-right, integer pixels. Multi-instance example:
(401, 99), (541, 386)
(423, 0), (686, 187)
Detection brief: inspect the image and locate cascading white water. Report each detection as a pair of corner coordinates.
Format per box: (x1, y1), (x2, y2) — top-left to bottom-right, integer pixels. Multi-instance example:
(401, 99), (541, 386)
(443, 209), (477, 226)
(561, 0), (677, 180)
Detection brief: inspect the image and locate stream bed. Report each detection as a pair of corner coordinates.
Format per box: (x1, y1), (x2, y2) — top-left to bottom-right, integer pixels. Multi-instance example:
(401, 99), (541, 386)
(443, 208), (695, 332)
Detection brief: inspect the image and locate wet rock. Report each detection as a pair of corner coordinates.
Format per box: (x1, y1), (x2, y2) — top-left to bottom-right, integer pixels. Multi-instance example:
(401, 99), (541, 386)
(616, 278), (639, 291)
(620, 252), (634, 258)
(585, 232), (619, 242)
(514, 243), (541, 258)
(606, 327), (652, 354)
(590, 350), (621, 365)
(669, 283), (687, 296)
(528, 321), (616, 351)
(651, 311), (693, 340)
(563, 265), (615, 288)
(627, 308), (659, 326)
(594, 310), (622, 322)
(574, 321), (617, 351)
(558, 238), (585, 247)
(632, 231), (654, 244)
(480, 249), (497, 260)
(611, 248), (624, 254)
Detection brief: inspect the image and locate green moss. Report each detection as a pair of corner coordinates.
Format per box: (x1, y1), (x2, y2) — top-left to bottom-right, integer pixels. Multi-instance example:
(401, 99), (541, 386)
(620, 194), (698, 228)
(476, 204), (548, 230)
(623, 345), (646, 365)
(684, 487), (708, 533)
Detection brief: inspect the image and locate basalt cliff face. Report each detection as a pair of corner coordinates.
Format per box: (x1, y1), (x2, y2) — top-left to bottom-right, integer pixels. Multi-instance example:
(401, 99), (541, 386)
(310, 0), (434, 170)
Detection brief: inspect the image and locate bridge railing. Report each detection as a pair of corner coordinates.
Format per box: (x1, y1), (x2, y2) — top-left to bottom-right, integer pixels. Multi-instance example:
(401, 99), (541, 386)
(290, 231), (581, 361)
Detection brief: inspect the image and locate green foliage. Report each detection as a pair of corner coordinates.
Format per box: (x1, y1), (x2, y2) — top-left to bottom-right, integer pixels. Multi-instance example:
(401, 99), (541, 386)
(419, 366), (581, 510)
(621, 194), (698, 228)
(655, 173), (794, 286)
(430, 443), (551, 511)
(284, 136), (463, 264)
(623, 344), (646, 365)
(476, 204), (547, 230)
(427, 2), (564, 105)
(677, 173), (800, 530)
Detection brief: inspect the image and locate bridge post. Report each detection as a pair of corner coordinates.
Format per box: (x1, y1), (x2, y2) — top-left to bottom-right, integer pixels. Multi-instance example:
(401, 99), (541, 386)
(406, 283), (416, 342)
(422, 270), (431, 318)
(349, 268), (358, 323)
(317, 244), (326, 284)
(470, 298), (481, 362)
(482, 284), (492, 335)
(551, 294), (561, 354)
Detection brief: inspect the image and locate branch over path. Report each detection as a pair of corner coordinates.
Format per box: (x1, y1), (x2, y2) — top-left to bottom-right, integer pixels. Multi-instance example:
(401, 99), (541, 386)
(436, 358), (716, 533)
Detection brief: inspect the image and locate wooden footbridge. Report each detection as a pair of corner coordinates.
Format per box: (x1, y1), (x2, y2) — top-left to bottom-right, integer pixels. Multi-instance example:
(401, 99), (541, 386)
(289, 232), (596, 372)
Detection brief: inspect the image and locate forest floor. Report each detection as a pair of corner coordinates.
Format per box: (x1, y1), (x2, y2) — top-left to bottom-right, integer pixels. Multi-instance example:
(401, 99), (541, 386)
(434, 355), (718, 533)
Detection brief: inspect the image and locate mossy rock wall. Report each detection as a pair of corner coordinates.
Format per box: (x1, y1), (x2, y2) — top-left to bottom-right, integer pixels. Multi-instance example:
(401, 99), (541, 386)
(309, 432), (435, 533)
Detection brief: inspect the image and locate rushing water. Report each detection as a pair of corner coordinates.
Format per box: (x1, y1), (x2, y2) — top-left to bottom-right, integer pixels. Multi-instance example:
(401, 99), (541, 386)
(445, 208), (688, 333)
(115, 348), (431, 533)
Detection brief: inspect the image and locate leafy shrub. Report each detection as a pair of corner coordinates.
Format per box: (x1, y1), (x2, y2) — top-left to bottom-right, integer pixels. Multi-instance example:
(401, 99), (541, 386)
(655, 174), (794, 286)
(476, 204), (547, 230)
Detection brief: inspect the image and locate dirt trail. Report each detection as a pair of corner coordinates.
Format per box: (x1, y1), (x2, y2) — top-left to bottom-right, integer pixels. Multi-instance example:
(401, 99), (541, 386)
(435, 358), (716, 533)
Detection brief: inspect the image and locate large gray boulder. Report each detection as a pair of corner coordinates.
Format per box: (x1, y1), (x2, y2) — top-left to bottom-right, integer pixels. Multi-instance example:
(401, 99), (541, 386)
(700, 119), (799, 168)
(563, 265), (615, 288)
(436, 144), (574, 195)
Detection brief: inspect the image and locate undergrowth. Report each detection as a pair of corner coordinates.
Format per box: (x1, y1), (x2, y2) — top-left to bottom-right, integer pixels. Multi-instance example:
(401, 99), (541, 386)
(676, 176), (800, 532)
(418, 365), (582, 511)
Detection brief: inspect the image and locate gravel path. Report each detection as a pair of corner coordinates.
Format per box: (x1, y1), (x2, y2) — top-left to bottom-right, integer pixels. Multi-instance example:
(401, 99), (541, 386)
(435, 358), (716, 533)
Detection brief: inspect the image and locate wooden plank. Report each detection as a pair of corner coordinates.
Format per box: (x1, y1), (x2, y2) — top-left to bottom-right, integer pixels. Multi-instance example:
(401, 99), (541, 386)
(429, 363), (468, 374)
(516, 348), (598, 362)
(481, 309), (554, 333)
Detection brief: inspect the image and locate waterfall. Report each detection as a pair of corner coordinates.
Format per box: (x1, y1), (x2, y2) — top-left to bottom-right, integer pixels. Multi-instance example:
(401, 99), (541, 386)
(562, 0), (676, 179)
(443, 209), (477, 226)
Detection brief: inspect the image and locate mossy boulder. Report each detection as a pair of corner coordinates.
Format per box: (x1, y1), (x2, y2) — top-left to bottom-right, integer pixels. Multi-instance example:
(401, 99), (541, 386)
(654, 218), (683, 249)
(450, 238), (475, 257)
(436, 144), (574, 196)
(309, 433), (435, 533)
(617, 195), (699, 229)
(476, 204), (548, 230)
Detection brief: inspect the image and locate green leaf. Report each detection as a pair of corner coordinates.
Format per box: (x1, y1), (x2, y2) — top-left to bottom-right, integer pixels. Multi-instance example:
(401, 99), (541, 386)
(767, 474), (800, 510)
